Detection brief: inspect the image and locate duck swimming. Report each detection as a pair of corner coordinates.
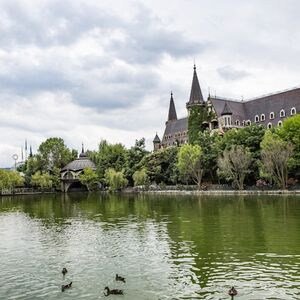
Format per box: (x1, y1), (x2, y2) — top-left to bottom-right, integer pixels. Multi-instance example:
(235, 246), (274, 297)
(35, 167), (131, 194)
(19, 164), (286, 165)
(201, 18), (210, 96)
(104, 286), (123, 296)
(228, 286), (238, 298)
(62, 268), (68, 275)
(115, 274), (126, 283)
(61, 282), (72, 292)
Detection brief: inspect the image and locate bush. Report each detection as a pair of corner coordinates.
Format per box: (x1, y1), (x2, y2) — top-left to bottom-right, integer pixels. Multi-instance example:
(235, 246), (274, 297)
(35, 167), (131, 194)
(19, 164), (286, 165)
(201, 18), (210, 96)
(132, 169), (149, 187)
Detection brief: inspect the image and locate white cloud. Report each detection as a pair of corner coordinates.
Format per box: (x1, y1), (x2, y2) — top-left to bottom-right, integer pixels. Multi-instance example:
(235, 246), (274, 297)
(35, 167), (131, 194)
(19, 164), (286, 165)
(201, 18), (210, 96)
(1, 0), (300, 166)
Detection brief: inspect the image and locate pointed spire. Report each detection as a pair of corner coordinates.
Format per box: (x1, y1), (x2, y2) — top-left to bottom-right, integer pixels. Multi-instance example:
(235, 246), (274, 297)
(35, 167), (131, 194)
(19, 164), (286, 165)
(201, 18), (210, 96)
(153, 132), (161, 143)
(167, 91), (177, 121)
(21, 147), (24, 161)
(79, 143), (87, 158)
(221, 102), (232, 115)
(29, 145), (33, 157)
(188, 64), (204, 105)
(82, 142), (84, 153)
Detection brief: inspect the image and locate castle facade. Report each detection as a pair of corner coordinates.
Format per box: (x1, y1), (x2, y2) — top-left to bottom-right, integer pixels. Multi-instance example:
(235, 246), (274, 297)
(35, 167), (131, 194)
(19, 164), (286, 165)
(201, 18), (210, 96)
(153, 65), (299, 150)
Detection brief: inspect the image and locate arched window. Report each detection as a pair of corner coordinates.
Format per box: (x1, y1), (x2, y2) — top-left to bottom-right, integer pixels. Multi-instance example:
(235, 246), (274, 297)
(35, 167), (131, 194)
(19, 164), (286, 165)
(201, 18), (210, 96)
(261, 114), (265, 121)
(280, 109), (285, 117)
(267, 122), (272, 129)
(246, 120), (251, 126)
(242, 120), (245, 126)
(278, 120), (283, 127)
(255, 115), (259, 122)
(291, 107), (296, 115)
(270, 112), (275, 119)
(235, 120), (240, 126)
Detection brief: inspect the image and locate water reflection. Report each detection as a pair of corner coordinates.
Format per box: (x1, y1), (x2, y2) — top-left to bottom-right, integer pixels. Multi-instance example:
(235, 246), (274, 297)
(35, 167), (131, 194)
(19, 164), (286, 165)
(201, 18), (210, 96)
(0, 193), (299, 299)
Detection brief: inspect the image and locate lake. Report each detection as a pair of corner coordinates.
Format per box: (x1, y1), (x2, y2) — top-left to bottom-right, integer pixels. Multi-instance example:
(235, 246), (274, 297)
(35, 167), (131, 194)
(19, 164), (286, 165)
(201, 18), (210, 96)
(0, 193), (299, 299)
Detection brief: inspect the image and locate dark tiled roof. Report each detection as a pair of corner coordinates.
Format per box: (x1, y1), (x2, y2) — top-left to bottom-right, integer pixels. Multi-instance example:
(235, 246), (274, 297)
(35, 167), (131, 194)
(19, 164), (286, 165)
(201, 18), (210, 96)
(187, 65), (204, 105)
(153, 133), (161, 143)
(210, 87), (300, 126)
(162, 118), (188, 146)
(210, 97), (245, 122)
(168, 92), (177, 121)
(221, 102), (232, 115)
(61, 157), (96, 172)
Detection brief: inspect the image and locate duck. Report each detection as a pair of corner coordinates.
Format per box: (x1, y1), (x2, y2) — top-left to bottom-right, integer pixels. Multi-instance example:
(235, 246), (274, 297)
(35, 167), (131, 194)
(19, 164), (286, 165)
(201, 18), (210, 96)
(62, 268), (68, 276)
(228, 286), (238, 297)
(61, 282), (72, 292)
(104, 286), (123, 296)
(115, 274), (126, 283)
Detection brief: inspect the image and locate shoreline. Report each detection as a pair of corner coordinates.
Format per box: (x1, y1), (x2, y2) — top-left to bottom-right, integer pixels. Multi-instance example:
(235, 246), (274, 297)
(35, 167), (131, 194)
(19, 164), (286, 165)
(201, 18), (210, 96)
(141, 189), (300, 195)
(1, 189), (300, 197)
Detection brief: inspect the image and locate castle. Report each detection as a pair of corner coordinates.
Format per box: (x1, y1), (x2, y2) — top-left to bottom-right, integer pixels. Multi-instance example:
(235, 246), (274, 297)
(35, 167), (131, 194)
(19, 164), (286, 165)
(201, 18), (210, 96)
(153, 65), (299, 150)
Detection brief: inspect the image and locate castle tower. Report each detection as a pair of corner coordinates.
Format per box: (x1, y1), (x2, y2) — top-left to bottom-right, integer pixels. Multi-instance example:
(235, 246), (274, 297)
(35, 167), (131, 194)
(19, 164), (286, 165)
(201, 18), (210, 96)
(153, 133), (161, 151)
(186, 65), (209, 144)
(167, 92), (177, 123)
(186, 65), (205, 113)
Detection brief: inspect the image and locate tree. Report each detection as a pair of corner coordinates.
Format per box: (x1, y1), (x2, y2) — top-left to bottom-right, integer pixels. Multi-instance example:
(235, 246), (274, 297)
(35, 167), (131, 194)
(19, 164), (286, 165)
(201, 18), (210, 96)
(218, 145), (252, 190)
(277, 114), (300, 179)
(90, 140), (127, 183)
(0, 170), (24, 189)
(36, 137), (77, 172)
(260, 131), (294, 189)
(104, 168), (128, 191)
(197, 131), (221, 182)
(125, 138), (149, 185)
(177, 144), (205, 189)
(31, 171), (52, 188)
(79, 168), (99, 191)
(216, 124), (266, 182)
(132, 169), (149, 186)
(139, 146), (179, 185)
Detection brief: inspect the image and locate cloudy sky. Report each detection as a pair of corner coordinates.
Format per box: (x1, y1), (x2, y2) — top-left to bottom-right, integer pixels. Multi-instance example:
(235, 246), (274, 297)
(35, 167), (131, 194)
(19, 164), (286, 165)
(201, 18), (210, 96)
(1, 0), (300, 167)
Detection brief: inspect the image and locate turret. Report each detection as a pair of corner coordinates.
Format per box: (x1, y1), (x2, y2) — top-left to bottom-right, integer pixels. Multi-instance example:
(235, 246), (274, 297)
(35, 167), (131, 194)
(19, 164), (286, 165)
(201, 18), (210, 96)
(220, 102), (232, 129)
(153, 133), (161, 151)
(186, 65), (205, 112)
(167, 92), (177, 123)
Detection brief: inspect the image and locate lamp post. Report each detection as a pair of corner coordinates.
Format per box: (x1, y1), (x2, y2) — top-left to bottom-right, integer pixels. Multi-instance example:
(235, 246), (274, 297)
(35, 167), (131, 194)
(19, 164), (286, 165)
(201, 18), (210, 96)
(12, 154), (18, 170)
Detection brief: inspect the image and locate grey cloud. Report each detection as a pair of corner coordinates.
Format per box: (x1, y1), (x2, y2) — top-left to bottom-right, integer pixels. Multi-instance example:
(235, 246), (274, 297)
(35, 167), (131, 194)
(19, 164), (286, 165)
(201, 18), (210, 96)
(217, 65), (251, 81)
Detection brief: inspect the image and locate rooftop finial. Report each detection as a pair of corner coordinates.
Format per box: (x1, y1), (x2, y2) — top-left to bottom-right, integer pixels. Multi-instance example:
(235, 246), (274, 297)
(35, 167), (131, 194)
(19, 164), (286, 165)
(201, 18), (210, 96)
(82, 142), (84, 153)
(171, 91), (173, 97)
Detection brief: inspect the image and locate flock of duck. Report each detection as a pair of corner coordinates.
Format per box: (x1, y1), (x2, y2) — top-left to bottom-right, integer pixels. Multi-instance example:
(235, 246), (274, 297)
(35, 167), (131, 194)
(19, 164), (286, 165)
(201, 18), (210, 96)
(61, 267), (238, 298)
(61, 267), (125, 296)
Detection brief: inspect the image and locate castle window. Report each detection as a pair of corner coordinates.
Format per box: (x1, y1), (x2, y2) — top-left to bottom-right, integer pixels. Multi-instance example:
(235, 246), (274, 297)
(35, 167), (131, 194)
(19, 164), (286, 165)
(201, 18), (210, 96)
(267, 123), (272, 129)
(291, 107), (296, 115)
(255, 115), (259, 122)
(246, 120), (251, 126)
(242, 120), (245, 126)
(235, 120), (240, 126)
(278, 120), (283, 127)
(260, 114), (265, 121)
(280, 109), (285, 117)
(270, 112), (275, 119)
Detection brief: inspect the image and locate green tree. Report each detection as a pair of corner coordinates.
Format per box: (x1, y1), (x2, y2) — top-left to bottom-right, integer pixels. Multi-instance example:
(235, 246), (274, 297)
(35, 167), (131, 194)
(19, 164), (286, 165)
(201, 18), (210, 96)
(216, 124), (265, 182)
(139, 146), (179, 185)
(36, 137), (77, 172)
(79, 168), (99, 191)
(125, 138), (149, 185)
(104, 168), (128, 191)
(277, 114), (300, 178)
(177, 144), (205, 189)
(260, 130), (294, 189)
(31, 171), (52, 188)
(0, 170), (24, 189)
(218, 145), (252, 190)
(90, 140), (127, 183)
(132, 169), (149, 186)
(197, 131), (221, 182)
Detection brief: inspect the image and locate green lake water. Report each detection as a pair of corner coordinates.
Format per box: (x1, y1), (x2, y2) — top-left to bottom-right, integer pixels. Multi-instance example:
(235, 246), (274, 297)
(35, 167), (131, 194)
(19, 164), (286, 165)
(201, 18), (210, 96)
(0, 193), (299, 299)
